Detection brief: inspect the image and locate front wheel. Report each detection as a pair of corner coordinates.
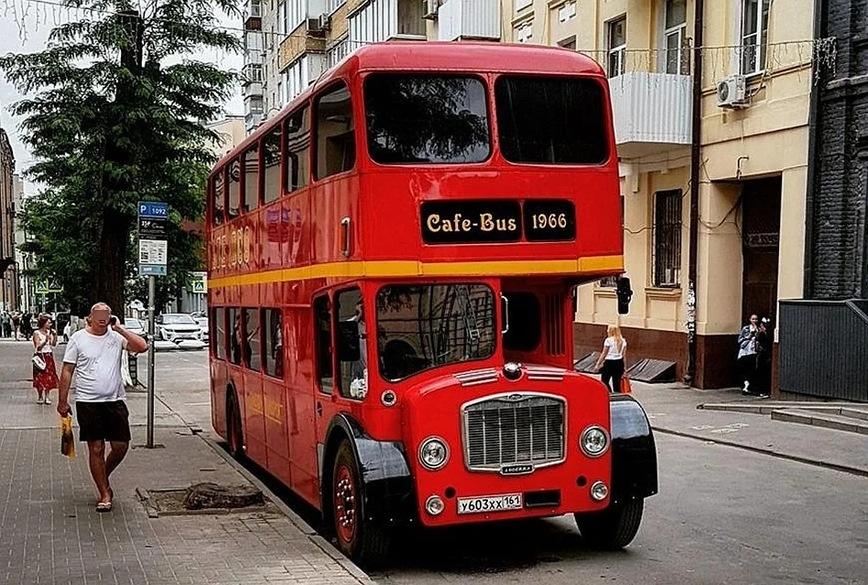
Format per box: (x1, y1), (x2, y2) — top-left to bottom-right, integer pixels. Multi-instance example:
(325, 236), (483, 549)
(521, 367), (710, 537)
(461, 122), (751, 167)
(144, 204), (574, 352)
(574, 498), (644, 549)
(331, 440), (390, 567)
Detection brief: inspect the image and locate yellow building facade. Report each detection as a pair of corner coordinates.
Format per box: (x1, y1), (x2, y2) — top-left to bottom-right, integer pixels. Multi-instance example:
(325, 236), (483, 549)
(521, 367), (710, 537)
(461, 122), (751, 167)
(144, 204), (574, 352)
(503, 0), (814, 388)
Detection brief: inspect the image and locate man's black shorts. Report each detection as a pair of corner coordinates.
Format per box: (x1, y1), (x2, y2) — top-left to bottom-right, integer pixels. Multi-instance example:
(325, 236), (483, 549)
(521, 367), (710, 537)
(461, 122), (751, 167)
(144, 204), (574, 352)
(76, 401), (131, 443)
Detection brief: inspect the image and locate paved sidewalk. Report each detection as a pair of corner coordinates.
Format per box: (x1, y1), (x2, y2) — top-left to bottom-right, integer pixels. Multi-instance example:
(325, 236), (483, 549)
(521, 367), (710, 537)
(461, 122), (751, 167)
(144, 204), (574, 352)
(627, 380), (868, 476)
(0, 340), (371, 585)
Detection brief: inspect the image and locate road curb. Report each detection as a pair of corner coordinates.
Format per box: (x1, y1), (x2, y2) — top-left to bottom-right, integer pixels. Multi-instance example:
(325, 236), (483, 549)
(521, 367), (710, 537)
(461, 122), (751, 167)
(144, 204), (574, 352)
(652, 426), (868, 478)
(198, 433), (375, 585)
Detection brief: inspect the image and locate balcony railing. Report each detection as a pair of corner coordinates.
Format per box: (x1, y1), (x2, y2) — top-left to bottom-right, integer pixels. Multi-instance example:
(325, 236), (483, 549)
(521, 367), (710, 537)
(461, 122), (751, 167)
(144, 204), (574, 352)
(608, 72), (691, 159)
(348, 0), (425, 46)
(438, 0), (500, 41)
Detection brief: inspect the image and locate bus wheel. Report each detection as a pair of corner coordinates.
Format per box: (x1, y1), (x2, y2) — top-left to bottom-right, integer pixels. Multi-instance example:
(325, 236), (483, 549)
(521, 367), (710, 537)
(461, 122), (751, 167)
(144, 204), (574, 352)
(332, 440), (390, 567)
(226, 391), (244, 460)
(574, 498), (644, 550)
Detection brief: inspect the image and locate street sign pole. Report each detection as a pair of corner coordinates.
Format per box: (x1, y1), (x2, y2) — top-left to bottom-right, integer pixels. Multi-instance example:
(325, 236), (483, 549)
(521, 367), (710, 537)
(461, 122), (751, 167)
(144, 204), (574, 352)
(137, 201), (168, 450)
(147, 275), (156, 448)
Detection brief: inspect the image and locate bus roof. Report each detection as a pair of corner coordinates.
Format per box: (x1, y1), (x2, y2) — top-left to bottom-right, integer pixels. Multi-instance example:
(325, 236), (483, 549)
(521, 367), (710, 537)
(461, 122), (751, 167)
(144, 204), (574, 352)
(214, 42), (606, 171)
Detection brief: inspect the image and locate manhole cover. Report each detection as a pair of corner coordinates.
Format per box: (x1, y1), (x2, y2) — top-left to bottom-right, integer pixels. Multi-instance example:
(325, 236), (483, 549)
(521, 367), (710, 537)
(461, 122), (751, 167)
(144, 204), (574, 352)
(138, 483), (276, 518)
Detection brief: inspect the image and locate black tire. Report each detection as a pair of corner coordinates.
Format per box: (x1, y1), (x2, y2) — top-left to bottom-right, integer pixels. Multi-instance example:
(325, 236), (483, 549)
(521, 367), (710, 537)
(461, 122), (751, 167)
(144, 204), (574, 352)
(226, 390), (245, 461)
(331, 440), (390, 567)
(574, 498), (644, 549)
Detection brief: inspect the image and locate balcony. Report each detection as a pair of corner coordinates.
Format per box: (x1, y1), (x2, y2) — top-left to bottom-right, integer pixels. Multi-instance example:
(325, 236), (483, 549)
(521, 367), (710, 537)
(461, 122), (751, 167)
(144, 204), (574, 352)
(348, 0), (426, 45)
(244, 0), (262, 30)
(437, 0), (500, 41)
(608, 72), (692, 159)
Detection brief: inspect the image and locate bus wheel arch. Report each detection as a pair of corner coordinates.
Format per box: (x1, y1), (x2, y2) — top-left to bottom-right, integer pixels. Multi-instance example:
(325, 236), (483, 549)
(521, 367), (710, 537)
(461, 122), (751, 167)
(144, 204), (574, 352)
(226, 385), (244, 460)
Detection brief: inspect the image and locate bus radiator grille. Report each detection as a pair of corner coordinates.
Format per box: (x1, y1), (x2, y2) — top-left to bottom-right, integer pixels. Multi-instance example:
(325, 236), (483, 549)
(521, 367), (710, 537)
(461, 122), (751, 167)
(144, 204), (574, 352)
(463, 395), (565, 471)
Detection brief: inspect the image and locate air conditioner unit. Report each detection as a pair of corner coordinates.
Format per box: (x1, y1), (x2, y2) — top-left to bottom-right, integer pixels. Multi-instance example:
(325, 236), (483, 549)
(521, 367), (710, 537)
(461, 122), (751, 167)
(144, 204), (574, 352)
(716, 74), (748, 108)
(422, 0), (440, 20)
(319, 13), (331, 31)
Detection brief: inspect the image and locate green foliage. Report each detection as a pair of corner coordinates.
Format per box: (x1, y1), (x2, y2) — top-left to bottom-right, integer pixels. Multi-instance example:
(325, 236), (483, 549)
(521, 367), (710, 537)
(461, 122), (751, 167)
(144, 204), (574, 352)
(1, 0), (240, 313)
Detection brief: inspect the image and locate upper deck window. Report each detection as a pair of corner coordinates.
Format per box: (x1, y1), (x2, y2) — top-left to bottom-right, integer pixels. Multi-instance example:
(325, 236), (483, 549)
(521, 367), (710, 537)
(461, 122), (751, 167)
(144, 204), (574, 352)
(227, 158), (241, 219)
(495, 76), (609, 165)
(243, 145), (259, 213)
(364, 74), (490, 164)
(211, 172), (224, 225)
(315, 83), (355, 179)
(263, 126), (281, 203)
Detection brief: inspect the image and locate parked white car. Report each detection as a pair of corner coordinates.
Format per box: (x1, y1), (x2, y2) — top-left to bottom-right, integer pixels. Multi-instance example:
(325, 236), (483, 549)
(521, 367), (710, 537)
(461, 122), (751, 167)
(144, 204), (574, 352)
(194, 316), (209, 343)
(124, 317), (147, 339)
(156, 313), (202, 343)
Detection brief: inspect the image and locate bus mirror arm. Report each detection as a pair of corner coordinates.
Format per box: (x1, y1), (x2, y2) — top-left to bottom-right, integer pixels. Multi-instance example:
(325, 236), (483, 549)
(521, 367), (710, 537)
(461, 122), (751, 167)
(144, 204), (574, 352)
(501, 294), (509, 335)
(340, 217), (351, 258)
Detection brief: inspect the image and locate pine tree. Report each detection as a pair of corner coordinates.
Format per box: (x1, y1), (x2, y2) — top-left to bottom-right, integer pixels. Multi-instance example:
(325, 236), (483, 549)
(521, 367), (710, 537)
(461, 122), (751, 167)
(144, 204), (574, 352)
(1, 0), (240, 314)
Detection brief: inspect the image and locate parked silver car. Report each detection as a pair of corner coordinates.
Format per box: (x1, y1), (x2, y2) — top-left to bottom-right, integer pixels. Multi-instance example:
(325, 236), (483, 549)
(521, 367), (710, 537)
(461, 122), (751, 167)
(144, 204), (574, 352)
(156, 313), (202, 343)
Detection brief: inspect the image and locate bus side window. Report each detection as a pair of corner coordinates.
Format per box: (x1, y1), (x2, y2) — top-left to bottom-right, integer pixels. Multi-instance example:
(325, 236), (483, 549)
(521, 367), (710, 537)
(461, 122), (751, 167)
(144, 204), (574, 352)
(314, 296), (333, 394)
(503, 292), (541, 352)
(211, 173), (224, 226)
(227, 159), (241, 219)
(228, 307), (241, 366)
(263, 126), (281, 203)
(315, 83), (355, 179)
(243, 145), (259, 213)
(335, 288), (364, 399)
(244, 307), (261, 371)
(213, 307), (226, 360)
(263, 308), (283, 378)
(285, 107), (310, 192)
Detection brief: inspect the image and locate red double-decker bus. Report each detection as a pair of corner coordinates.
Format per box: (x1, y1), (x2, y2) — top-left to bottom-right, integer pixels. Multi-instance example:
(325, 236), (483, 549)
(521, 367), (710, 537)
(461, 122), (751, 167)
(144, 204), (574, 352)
(206, 42), (657, 565)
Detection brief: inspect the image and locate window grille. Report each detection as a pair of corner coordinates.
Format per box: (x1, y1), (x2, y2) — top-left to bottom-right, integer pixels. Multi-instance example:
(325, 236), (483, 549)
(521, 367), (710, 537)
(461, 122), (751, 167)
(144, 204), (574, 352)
(653, 189), (682, 287)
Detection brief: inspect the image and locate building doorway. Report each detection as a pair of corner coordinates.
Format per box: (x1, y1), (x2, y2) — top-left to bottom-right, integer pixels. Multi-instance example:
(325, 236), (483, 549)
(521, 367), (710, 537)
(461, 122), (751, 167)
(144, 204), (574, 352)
(741, 177), (781, 324)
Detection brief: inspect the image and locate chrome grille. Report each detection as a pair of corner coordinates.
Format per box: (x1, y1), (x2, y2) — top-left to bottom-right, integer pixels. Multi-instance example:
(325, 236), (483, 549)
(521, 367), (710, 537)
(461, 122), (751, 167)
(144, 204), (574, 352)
(463, 394), (565, 471)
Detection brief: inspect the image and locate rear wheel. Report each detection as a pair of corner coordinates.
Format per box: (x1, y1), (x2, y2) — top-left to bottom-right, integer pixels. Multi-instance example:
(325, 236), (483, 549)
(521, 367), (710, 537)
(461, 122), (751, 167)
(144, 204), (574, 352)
(574, 498), (644, 549)
(226, 391), (244, 460)
(331, 440), (390, 567)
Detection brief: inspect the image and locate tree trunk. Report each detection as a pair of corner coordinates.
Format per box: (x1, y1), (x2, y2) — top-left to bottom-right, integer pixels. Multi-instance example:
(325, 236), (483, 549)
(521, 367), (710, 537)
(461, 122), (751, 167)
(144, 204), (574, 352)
(93, 207), (131, 314)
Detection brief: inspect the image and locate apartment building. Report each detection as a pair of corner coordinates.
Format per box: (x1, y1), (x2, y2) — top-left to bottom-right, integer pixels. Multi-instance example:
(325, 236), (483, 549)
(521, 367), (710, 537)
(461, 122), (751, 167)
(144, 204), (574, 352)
(0, 128), (19, 313)
(241, 0), (503, 133)
(505, 0), (816, 389)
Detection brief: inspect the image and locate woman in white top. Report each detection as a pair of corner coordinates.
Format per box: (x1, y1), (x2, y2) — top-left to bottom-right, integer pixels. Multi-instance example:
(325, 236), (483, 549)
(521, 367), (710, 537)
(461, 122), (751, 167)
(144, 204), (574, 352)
(32, 314), (60, 404)
(594, 324), (627, 393)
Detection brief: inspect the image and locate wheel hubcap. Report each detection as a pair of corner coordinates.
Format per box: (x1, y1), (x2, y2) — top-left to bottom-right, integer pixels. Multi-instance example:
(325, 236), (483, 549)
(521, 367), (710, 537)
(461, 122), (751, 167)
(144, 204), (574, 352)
(334, 465), (357, 543)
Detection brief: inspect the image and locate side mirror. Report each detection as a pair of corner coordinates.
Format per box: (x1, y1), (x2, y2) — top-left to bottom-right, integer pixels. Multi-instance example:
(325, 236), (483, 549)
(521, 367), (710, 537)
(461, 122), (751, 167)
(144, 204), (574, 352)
(616, 276), (633, 315)
(336, 321), (361, 362)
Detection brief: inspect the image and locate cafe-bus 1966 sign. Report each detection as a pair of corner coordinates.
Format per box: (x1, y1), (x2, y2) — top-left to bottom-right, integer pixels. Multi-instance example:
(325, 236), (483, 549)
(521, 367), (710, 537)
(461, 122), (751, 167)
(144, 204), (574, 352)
(421, 200), (576, 244)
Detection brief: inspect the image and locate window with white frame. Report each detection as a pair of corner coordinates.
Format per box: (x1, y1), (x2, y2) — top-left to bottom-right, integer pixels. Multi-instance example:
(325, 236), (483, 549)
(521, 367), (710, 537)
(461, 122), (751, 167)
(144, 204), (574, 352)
(327, 0), (346, 13)
(516, 22), (532, 43)
(607, 16), (626, 78)
(516, 0), (533, 12)
(653, 189), (682, 287)
(558, 2), (576, 23)
(243, 63), (263, 84)
(664, 0), (687, 74)
(741, 0), (770, 75)
(284, 0), (305, 35)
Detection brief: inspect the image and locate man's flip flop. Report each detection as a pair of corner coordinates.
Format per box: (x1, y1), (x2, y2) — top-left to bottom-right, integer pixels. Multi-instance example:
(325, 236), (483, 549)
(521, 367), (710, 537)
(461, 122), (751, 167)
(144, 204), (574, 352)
(96, 501), (112, 512)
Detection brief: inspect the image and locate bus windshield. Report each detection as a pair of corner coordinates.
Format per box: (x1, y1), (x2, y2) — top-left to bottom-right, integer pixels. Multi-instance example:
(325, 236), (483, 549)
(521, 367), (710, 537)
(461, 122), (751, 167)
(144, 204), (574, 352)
(364, 74), (490, 164)
(376, 284), (496, 381)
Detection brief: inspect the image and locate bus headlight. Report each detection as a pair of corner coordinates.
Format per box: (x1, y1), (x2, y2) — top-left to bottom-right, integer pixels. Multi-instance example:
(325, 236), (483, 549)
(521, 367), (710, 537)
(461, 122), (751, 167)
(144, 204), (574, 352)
(419, 437), (449, 470)
(580, 426), (609, 457)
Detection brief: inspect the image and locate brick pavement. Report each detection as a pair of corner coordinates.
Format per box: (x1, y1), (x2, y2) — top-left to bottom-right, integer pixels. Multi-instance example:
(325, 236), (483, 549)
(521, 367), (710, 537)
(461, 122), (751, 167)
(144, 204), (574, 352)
(0, 340), (372, 585)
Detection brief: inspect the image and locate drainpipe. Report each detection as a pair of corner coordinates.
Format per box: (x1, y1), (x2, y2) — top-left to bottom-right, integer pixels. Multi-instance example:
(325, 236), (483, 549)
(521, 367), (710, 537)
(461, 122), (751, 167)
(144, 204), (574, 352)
(802, 0), (825, 298)
(684, 0), (704, 387)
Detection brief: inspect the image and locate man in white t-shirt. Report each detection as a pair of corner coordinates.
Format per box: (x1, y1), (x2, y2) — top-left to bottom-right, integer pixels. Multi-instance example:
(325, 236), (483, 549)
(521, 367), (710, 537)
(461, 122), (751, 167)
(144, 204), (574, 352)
(57, 302), (148, 512)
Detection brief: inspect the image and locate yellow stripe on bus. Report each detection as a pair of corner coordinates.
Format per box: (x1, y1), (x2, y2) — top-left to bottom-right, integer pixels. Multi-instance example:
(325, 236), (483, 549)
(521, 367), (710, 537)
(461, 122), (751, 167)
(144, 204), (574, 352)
(208, 256), (623, 289)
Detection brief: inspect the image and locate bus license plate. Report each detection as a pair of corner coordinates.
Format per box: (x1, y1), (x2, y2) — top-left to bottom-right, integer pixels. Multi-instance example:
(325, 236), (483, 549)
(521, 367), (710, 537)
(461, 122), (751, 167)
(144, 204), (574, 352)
(457, 493), (522, 515)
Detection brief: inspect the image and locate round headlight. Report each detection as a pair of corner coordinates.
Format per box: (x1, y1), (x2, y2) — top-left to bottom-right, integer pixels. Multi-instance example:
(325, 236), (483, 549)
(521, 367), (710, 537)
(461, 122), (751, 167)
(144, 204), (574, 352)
(580, 426), (610, 457)
(418, 437), (449, 470)
(590, 480), (609, 501)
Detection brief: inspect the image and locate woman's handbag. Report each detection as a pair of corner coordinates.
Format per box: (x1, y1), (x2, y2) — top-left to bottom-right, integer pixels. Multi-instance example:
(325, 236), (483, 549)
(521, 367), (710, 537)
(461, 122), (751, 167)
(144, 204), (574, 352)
(32, 353), (47, 371)
(620, 376), (632, 394)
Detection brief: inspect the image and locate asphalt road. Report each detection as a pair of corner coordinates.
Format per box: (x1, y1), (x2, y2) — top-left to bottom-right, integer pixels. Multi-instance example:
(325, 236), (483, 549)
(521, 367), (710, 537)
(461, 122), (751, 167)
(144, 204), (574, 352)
(148, 350), (867, 585)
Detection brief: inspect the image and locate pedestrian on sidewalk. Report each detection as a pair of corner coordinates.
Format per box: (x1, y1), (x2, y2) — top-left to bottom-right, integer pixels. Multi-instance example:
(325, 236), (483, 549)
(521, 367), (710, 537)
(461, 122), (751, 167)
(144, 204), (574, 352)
(11, 311), (21, 341)
(32, 314), (59, 404)
(751, 317), (773, 398)
(56, 302), (149, 512)
(737, 314), (759, 395)
(594, 324), (627, 393)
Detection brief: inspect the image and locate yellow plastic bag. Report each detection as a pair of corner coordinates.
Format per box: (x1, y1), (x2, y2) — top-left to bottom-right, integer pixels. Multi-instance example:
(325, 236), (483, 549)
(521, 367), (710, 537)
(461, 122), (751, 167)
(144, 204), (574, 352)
(60, 416), (76, 458)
